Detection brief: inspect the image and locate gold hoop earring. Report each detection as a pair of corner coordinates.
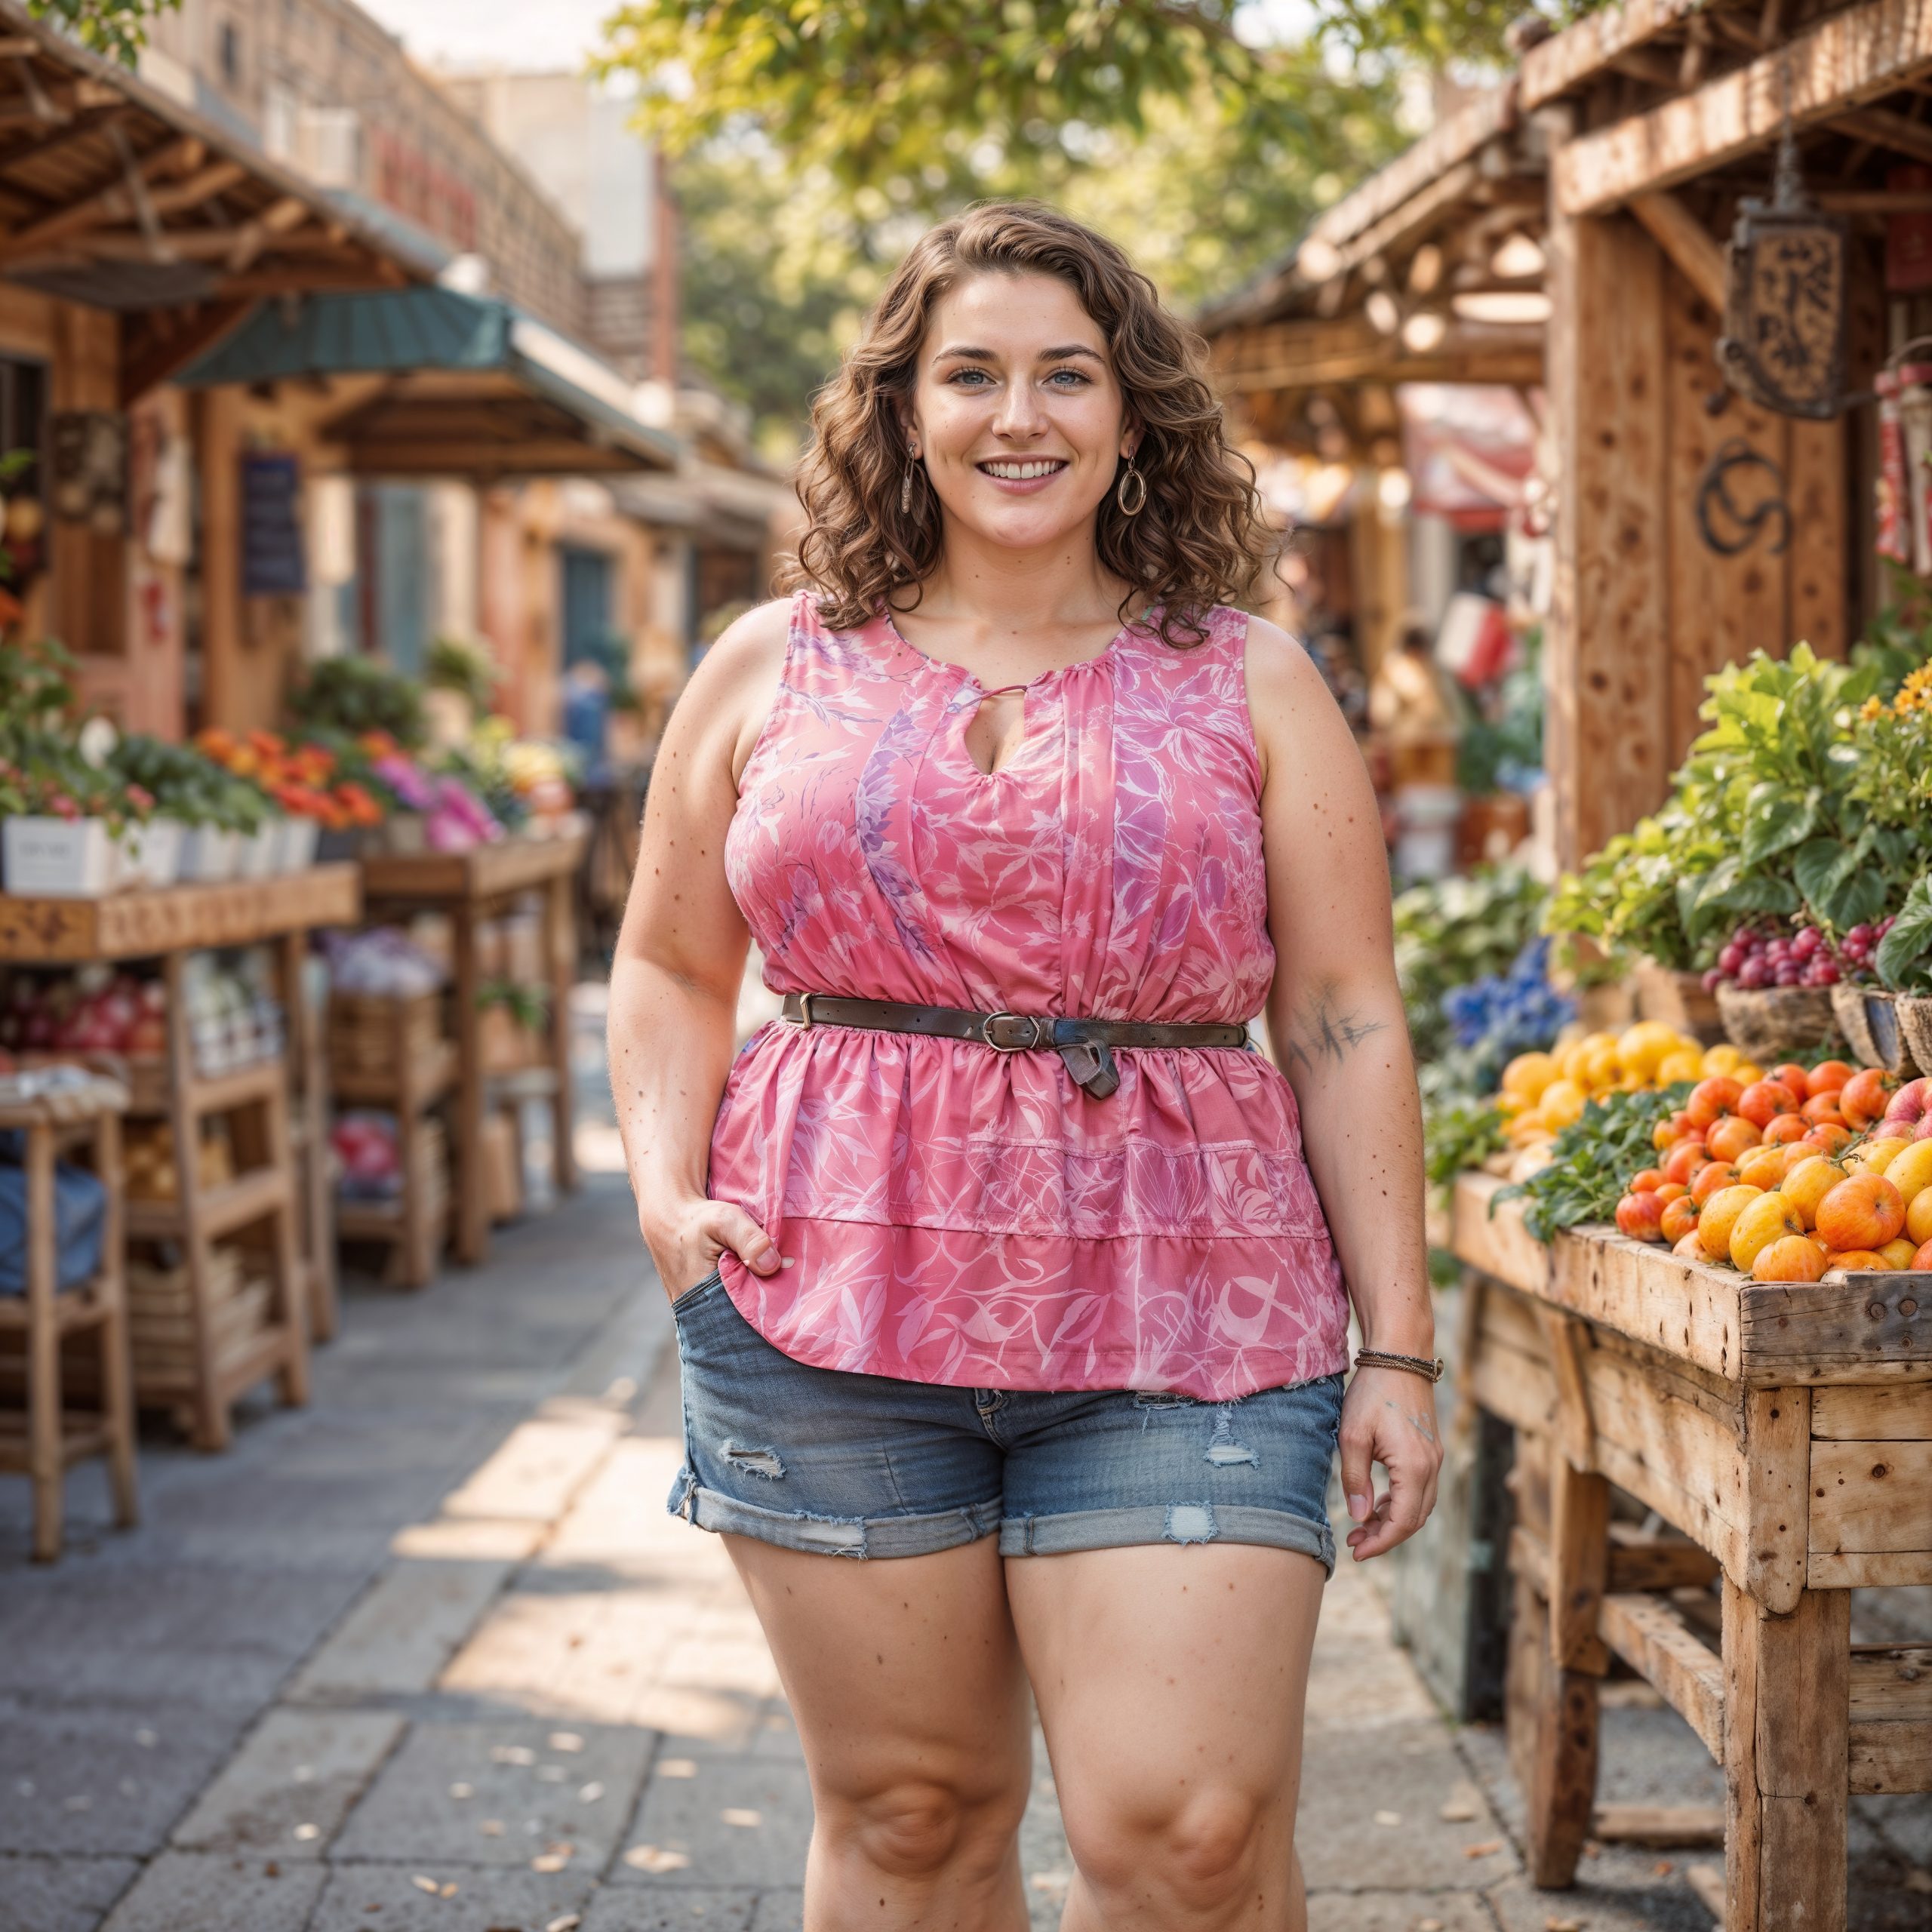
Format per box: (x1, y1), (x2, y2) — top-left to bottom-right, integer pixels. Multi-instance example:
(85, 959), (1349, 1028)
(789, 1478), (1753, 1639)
(1116, 461), (1146, 518)
(901, 446), (921, 515)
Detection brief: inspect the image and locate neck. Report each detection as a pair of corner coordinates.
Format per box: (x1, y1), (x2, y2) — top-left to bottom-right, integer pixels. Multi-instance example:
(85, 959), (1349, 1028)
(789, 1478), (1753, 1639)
(897, 516), (1133, 642)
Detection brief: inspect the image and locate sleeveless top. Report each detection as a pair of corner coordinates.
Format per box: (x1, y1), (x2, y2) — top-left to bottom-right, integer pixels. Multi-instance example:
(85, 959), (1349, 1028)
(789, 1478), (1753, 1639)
(703, 590), (1349, 1401)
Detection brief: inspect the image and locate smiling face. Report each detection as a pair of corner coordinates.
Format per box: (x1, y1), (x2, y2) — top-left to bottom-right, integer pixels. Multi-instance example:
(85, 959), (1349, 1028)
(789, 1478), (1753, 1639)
(903, 270), (1137, 555)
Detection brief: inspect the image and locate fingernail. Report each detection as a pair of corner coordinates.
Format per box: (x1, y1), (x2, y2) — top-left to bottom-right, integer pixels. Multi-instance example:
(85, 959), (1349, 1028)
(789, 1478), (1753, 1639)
(1347, 1493), (1371, 1522)
(754, 1252), (777, 1272)
(779, 1255), (795, 1269)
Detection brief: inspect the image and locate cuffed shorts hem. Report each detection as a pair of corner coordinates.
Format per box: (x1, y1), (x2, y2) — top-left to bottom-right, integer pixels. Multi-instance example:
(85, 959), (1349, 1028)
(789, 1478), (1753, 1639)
(998, 1502), (1335, 1571)
(670, 1468), (1004, 1559)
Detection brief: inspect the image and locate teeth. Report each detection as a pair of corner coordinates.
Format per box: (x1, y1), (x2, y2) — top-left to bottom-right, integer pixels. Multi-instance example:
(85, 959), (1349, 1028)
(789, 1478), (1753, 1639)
(981, 460), (1064, 479)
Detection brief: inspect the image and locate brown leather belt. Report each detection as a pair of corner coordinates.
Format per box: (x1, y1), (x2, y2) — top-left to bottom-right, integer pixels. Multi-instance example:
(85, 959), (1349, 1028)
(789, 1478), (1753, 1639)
(780, 991), (1252, 1100)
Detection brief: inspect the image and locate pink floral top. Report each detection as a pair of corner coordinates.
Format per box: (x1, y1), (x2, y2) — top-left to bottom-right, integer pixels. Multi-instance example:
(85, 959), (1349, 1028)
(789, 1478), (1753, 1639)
(704, 591), (1349, 1400)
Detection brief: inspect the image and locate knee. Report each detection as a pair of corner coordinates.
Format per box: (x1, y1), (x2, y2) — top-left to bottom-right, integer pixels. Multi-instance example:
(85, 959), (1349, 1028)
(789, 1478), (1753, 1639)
(823, 1774), (1025, 1882)
(1071, 1786), (1273, 1916)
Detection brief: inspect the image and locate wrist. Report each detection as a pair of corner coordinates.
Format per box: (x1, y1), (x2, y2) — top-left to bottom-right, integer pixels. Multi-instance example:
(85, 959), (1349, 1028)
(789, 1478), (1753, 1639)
(1359, 1322), (1436, 1355)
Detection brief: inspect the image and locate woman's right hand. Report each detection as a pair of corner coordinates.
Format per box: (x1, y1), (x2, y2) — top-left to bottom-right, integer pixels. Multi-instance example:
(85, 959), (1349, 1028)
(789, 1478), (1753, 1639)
(646, 1199), (785, 1305)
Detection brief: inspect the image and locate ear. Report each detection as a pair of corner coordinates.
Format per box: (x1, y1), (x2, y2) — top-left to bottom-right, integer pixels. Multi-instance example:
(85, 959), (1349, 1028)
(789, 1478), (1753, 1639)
(1120, 420), (1141, 462)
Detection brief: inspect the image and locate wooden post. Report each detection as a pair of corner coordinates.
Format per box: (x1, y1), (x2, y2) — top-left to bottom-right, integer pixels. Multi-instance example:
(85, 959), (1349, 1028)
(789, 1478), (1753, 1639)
(547, 868), (577, 1199)
(1722, 1578), (1850, 1932)
(25, 1120), (61, 1561)
(94, 1108), (137, 1529)
(1543, 112), (1673, 871)
(453, 900), (485, 1266)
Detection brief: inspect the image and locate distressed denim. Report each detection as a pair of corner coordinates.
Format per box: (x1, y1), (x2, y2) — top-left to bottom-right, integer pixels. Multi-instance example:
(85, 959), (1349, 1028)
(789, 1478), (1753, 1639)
(665, 1269), (1343, 1567)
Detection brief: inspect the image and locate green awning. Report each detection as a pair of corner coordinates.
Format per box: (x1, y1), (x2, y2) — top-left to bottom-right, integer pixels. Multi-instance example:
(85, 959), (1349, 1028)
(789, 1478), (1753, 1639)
(176, 286), (679, 476)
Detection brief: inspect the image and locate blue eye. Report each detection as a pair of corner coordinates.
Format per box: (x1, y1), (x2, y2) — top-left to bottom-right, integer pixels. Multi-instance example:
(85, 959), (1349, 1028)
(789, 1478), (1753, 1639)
(949, 369), (993, 386)
(1048, 369), (1090, 386)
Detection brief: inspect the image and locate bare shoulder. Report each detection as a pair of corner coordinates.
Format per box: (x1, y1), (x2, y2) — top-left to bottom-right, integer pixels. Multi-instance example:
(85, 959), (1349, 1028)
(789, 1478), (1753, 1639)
(1238, 611), (1356, 789)
(666, 595), (796, 790)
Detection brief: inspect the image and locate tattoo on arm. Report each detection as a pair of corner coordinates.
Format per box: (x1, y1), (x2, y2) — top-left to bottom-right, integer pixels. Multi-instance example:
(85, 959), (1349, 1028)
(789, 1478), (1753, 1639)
(1286, 980), (1387, 1079)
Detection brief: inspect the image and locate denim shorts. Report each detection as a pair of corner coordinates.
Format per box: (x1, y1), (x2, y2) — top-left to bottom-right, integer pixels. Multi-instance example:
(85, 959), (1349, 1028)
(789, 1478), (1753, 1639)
(665, 1269), (1344, 1567)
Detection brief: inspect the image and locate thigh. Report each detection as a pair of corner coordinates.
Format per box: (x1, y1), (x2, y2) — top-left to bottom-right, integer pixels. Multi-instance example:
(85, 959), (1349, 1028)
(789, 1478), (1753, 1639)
(728, 1531), (1033, 1813)
(1004, 1541), (1325, 1837)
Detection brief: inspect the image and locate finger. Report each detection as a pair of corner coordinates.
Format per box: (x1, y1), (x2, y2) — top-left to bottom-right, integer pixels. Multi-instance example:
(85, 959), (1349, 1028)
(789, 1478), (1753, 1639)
(1337, 1417), (1375, 1526)
(712, 1206), (783, 1275)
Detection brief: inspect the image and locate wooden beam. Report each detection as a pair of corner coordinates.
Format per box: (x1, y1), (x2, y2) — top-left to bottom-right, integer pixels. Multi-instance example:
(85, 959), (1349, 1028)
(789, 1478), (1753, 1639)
(0, 101), (124, 176)
(1849, 1644), (1932, 1795)
(1629, 191), (1727, 309)
(1610, 46), (1685, 90)
(119, 298), (254, 406)
(1522, 0), (1709, 110)
(1555, 0), (1932, 213)
(225, 194), (309, 274)
(143, 159), (249, 220)
(1600, 1592), (1725, 1758)
(0, 131), (196, 262)
(1832, 103), (1932, 165)
(1591, 1801), (1724, 1846)
(1817, 186), (1932, 209)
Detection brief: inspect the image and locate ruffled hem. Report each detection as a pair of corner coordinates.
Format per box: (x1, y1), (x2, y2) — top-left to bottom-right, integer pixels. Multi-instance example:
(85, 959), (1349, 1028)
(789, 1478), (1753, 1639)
(714, 1217), (1351, 1402)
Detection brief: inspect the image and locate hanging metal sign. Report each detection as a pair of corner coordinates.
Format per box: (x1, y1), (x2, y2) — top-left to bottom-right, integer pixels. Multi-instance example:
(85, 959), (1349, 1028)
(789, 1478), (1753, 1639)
(1716, 129), (1847, 420)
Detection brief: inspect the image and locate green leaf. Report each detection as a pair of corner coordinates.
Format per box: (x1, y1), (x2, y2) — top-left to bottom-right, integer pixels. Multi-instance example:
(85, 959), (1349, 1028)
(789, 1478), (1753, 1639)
(1878, 877), (1932, 990)
(1740, 783), (1816, 865)
(1793, 837), (1857, 909)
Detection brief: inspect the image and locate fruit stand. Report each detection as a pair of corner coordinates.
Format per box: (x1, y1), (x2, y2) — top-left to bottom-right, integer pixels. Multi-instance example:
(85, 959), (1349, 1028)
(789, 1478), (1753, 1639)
(1449, 1170), (1929, 1930)
(358, 823), (584, 1267)
(0, 866), (360, 1449)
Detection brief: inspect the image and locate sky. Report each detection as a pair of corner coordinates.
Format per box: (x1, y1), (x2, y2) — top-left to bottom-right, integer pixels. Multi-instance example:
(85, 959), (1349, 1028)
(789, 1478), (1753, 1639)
(359, 0), (1321, 78)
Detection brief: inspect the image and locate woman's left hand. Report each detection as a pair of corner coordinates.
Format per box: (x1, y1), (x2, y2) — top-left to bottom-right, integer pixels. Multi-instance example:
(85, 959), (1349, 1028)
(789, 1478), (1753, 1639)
(1337, 1366), (1443, 1561)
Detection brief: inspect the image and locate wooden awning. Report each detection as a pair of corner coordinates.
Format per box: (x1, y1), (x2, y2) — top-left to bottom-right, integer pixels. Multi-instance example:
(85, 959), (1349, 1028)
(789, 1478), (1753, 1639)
(0, 0), (434, 402)
(1198, 91), (1547, 448)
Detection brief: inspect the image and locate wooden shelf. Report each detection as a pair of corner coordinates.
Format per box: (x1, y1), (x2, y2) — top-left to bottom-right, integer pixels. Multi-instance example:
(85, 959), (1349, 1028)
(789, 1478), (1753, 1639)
(336, 1193), (448, 1240)
(0, 864), (361, 963)
(331, 1038), (457, 1106)
(485, 1064), (559, 1103)
(0, 1276), (115, 1332)
(358, 823), (583, 906)
(1451, 1173), (1930, 1387)
(0, 1413), (114, 1472)
(125, 1164), (291, 1241)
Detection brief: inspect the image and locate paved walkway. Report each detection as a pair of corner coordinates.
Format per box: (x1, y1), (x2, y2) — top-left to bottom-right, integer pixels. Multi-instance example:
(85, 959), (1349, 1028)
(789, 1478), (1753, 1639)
(2, 1156), (1924, 1928)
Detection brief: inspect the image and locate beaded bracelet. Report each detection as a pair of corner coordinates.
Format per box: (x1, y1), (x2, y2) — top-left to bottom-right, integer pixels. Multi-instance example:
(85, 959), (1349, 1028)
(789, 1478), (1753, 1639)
(1352, 1348), (1445, 1383)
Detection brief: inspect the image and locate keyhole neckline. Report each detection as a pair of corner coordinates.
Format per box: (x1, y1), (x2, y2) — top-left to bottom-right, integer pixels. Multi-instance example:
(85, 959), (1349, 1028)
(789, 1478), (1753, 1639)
(878, 603), (1151, 692)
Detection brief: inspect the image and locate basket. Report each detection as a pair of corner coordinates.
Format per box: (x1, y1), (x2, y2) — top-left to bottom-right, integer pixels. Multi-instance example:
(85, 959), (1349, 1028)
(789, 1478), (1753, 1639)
(1633, 957), (1726, 1046)
(1897, 995), (1932, 1076)
(1832, 983), (1919, 1076)
(1715, 983), (1841, 1064)
(327, 989), (445, 1079)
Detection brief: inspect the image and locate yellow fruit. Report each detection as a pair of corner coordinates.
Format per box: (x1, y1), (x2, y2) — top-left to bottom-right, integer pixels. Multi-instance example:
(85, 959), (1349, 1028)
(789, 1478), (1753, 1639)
(1506, 1112), (1548, 1146)
(1495, 1091), (1529, 1120)
(1502, 1051), (1558, 1103)
(1847, 1137), (1912, 1177)
(1881, 1139), (1932, 1207)
(1617, 1021), (1678, 1082)
(1909, 1187), (1932, 1249)
(1880, 1237), (1919, 1270)
(1703, 1044), (1746, 1077)
(1538, 1080), (1588, 1132)
(1556, 1040), (1589, 1083)
(1780, 1156), (1847, 1230)
(1729, 1191), (1804, 1272)
(1700, 1184), (1765, 1262)
(1731, 1062), (1765, 1088)
(1657, 1049), (1706, 1087)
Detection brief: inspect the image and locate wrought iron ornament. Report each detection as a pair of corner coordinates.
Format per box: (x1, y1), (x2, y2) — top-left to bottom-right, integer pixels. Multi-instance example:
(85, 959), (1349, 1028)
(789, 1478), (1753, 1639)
(1717, 125), (1848, 420)
(1696, 438), (1791, 556)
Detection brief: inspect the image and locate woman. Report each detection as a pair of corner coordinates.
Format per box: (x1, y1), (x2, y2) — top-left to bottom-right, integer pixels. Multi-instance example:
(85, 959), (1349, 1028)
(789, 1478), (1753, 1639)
(609, 202), (1441, 1931)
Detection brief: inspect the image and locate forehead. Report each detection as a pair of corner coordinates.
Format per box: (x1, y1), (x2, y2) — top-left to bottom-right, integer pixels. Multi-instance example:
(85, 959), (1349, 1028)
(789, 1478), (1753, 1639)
(924, 271), (1107, 358)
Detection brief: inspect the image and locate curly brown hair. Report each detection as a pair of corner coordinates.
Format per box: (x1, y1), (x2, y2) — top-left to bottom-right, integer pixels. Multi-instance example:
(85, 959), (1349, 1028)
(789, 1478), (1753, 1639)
(780, 202), (1269, 651)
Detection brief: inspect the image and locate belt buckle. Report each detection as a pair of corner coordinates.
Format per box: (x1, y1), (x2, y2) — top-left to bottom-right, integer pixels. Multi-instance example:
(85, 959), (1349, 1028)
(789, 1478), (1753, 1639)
(983, 1011), (1044, 1051)
(794, 992), (817, 1031)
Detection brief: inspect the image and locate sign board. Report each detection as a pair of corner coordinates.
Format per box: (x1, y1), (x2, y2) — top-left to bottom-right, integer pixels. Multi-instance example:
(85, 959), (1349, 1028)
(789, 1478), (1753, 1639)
(241, 452), (306, 596)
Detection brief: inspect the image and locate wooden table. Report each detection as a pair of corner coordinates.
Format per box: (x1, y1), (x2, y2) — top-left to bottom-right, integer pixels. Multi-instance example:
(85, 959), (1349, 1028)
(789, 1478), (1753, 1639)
(0, 1073), (135, 1559)
(1451, 1171), (1929, 1932)
(359, 828), (583, 1266)
(0, 868), (361, 1445)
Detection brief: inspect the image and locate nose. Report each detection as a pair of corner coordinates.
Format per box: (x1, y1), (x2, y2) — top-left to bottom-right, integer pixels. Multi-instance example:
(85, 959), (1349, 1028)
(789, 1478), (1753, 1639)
(992, 378), (1047, 441)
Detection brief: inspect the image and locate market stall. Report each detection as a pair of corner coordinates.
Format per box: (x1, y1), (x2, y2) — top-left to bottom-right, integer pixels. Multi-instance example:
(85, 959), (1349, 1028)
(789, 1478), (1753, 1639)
(0, 865), (360, 1450)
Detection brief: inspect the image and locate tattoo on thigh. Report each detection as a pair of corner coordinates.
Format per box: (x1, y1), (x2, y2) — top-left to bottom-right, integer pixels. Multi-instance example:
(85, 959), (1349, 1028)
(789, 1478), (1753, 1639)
(1287, 981), (1387, 1078)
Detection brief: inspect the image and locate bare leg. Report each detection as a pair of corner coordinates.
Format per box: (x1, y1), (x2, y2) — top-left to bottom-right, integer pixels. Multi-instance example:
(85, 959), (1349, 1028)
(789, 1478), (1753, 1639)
(1007, 1543), (1326, 1932)
(725, 1532), (1034, 1931)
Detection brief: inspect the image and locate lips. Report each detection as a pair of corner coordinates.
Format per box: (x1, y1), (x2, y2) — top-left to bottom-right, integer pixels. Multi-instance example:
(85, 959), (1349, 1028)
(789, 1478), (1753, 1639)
(976, 459), (1069, 481)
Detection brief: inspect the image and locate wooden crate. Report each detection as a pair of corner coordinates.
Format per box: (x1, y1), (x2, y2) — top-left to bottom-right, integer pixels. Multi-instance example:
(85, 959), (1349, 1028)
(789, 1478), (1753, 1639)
(328, 989), (445, 1079)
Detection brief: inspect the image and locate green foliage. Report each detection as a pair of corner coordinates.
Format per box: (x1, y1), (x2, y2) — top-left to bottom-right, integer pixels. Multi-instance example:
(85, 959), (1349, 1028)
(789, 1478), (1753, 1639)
(1423, 1091), (1506, 1190)
(1495, 1084), (1689, 1244)
(291, 657), (427, 749)
(478, 979), (550, 1031)
(0, 633), (76, 740)
(26, 0), (180, 64)
(1546, 808), (1724, 975)
(426, 637), (500, 715)
(1878, 876), (1932, 994)
(1392, 862), (1546, 1063)
(1455, 626), (1543, 795)
(109, 735), (265, 833)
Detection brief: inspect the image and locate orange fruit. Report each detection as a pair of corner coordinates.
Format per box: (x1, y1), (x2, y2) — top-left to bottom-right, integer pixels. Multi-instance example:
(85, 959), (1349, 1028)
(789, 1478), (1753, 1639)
(1761, 1112), (1810, 1146)
(1770, 1063), (1811, 1103)
(1660, 1195), (1700, 1246)
(1840, 1068), (1898, 1128)
(1651, 1116), (1680, 1153)
(1737, 1079), (1798, 1128)
(1729, 1192), (1804, 1272)
(1807, 1060), (1854, 1097)
(1915, 1238), (1932, 1269)
(1826, 1250), (1888, 1272)
(1880, 1238), (1919, 1270)
(1699, 1184), (1764, 1261)
(1815, 1173), (1906, 1253)
(1847, 1137), (1912, 1177)
(1672, 1229), (1706, 1260)
(1737, 1144), (1793, 1192)
(1663, 1141), (1711, 1187)
(1780, 1156), (1847, 1230)
(1687, 1077), (1744, 1130)
(1908, 1188), (1932, 1249)
(1629, 1168), (1667, 1195)
(1802, 1093), (1848, 1127)
(1706, 1115), (1763, 1164)
(1752, 1235), (1828, 1283)
(1655, 1180), (1688, 1204)
(1804, 1123), (1854, 1158)
(1692, 1161), (1741, 1204)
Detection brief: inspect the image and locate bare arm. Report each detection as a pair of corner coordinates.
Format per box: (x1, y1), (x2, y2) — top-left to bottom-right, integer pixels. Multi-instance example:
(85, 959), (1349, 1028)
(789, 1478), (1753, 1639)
(607, 599), (791, 1300)
(1247, 617), (1441, 1560)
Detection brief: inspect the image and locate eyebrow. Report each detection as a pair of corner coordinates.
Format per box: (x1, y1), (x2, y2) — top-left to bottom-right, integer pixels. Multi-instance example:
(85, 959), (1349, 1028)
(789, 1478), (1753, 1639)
(932, 343), (1106, 364)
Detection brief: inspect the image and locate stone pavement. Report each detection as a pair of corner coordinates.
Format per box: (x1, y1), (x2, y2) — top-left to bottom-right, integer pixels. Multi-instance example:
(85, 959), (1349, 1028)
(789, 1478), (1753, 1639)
(2, 1154), (1924, 1929)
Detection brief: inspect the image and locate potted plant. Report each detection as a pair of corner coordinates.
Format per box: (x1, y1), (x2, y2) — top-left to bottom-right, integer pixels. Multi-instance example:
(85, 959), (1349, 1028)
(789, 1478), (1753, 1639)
(0, 741), (149, 897)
